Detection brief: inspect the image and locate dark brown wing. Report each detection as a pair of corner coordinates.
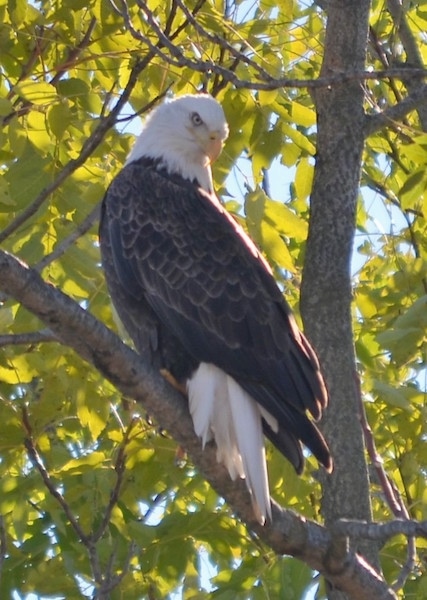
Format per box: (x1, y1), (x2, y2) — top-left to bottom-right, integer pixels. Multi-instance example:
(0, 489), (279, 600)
(99, 157), (331, 472)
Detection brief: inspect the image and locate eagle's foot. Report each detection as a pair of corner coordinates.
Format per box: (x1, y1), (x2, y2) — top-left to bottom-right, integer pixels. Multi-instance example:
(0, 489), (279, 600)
(160, 368), (187, 395)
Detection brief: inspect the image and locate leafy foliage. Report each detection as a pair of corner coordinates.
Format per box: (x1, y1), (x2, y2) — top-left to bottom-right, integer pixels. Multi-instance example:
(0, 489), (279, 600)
(0, 0), (426, 598)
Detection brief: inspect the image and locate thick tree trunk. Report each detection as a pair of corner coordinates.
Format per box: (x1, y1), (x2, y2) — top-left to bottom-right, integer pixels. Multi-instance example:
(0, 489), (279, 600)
(300, 1), (378, 597)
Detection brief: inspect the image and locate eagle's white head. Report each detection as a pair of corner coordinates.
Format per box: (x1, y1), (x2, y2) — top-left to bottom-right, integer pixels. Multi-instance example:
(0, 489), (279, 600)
(126, 94), (229, 193)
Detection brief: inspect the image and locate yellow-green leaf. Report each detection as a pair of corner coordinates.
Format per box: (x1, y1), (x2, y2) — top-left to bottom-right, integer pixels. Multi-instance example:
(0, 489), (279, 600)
(15, 80), (57, 105)
(294, 157), (314, 201)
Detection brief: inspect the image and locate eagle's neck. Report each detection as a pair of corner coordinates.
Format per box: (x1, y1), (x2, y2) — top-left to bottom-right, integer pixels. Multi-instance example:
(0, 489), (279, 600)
(126, 129), (214, 193)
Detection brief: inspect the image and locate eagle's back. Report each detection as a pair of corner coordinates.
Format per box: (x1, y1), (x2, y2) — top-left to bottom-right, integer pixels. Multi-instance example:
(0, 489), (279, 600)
(99, 157), (331, 476)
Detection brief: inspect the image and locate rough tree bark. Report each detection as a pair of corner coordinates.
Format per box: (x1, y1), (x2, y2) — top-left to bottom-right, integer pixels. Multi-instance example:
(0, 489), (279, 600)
(301, 1), (378, 597)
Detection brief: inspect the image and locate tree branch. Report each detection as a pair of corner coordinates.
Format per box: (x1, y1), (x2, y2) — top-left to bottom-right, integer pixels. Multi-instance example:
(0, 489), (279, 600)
(50, 17), (98, 86)
(2, 18), (98, 126)
(0, 249), (405, 600)
(365, 83), (427, 135)
(0, 59), (159, 244)
(34, 204), (101, 272)
(0, 330), (58, 346)
(113, 3), (427, 94)
(90, 417), (138, 544)
(386, 0), (427, 125)
(22, 407), (90, 546)
(22, 400), (140, 596)
(330, 519), (427, 543)
(168, 0), (272, 80)
(355, 374), (417, 592)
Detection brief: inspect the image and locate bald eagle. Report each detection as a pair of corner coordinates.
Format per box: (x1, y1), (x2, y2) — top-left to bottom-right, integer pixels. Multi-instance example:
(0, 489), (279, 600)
(99, 94), (332, 524)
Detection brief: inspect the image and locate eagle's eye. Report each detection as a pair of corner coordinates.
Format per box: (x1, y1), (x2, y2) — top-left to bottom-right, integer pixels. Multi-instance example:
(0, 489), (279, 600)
(191, 112), (204, 126)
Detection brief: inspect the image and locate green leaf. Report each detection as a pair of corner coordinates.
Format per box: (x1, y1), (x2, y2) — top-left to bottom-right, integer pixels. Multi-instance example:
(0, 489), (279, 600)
(399, 169), (425, 199)
(377, 327), (423, 366)
(61, 451), (107, 474)
(75, 381), (109, 441)
(282, 123), (316, 154)
(291, 101), (316, 127)
(47, 101), (72, 139)
(7, 0), (27, 24)
(372, 380), (411, 410)
(15, 80), (57, 105)
(0, 176), (14, 209)
(0, 96), (13, 115)
(56, 77), (90, 102)
(392, 295), (427, 331)
(260, 220), (296, 271)
(26, 110), (54, 153)
(294, 156), (314, 201)
(8, 119), (27, 156)
(377, 296), (427, 365)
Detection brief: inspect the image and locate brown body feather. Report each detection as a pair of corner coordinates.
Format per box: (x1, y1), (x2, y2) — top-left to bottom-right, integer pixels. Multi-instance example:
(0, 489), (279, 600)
(99, 157), (332, 475)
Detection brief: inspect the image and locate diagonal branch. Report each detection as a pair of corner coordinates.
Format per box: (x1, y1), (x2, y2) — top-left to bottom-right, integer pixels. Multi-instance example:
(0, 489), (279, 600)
(0, 61), (162, 245)
(22, 407), (90, 546)
(34, 204), (101, 272)
(0, 247), (402, 600)
(365, 83), (427, 136)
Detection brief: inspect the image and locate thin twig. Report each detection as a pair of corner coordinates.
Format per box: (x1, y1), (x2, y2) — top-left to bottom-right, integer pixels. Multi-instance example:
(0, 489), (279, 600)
(173, 0), (270, 79)
(368, 26), (405, 109)
(50, 17), (97, 85)
(356, 374), (406, 517)
(355, 373), (417, 591)
(4, 26), (52, 107)
(22, 407), (145, 597)
(362, 177), (427, 294)
(387, 0), (424, 73)
(0, 330), (58, 346)
(0, 0), (202, 245)
(363, 179), (423, 218)
(143, 490), (169, 523)
(22, 406), (90, 545)
(91, 417), (139, 543)
(3, 18), (97, 126)
(34, 204), (101, 272)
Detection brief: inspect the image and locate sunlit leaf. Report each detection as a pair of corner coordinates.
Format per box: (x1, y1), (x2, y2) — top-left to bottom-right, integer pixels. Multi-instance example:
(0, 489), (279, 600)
(294, 156), (314, 201)
(292, 101), (316, 127)
(15, 81), (57, 105)
(0, 96), (13, 115)
(47, 101), (72, 140)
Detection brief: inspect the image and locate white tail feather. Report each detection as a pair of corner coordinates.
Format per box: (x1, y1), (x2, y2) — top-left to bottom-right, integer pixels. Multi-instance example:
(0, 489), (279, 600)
(188, 362), (272, 523)
(188, 363), (244, 479)
(258, 404), (278, 433)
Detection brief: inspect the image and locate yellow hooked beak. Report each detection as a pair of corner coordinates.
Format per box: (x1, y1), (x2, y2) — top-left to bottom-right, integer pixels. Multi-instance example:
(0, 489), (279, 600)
(205, 131), (224, 163)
